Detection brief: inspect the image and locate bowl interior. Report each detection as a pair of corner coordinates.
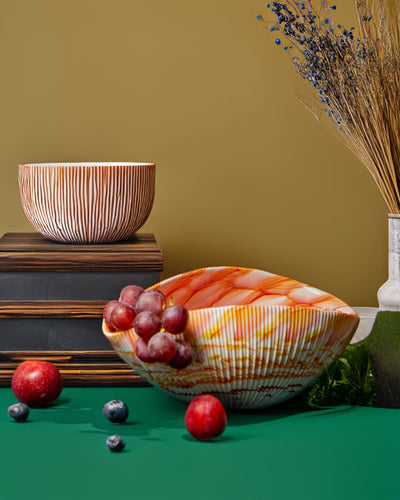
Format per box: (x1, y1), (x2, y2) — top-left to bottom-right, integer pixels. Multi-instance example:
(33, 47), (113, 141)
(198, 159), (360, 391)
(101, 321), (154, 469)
(152, 267), (355, 315)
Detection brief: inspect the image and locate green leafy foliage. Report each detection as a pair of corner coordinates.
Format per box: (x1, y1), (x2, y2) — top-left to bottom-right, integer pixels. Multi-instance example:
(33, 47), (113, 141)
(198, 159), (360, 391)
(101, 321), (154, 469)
(304, 344), (375, 408)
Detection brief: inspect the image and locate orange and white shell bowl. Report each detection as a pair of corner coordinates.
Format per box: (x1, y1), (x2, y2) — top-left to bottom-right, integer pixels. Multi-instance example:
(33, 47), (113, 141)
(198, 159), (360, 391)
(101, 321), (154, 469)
(18, 162), (155, 244)
(103, 266), (359, 409)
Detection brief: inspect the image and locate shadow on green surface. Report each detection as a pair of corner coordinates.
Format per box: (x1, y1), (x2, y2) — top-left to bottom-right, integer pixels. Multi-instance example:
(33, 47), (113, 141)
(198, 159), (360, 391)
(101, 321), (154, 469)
(182, 433), (234, 443)
(27, 389), (186, 437)
(228, 395), (357, 426)
(29, 405), (94, 424)
(226, 395), (311, 425)
(24, 388), (359, 439)
(304, 405), (357, 417)
(23, 396), (70, 410)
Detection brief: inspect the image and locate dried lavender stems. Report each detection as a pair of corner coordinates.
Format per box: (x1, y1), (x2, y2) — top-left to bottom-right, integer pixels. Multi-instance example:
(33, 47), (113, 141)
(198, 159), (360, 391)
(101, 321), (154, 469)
(260, 1), (400, 213)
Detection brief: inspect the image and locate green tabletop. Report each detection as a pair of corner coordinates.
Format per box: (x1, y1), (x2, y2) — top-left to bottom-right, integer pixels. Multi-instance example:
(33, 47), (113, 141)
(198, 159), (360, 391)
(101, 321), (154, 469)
(0, 386), (399, 500)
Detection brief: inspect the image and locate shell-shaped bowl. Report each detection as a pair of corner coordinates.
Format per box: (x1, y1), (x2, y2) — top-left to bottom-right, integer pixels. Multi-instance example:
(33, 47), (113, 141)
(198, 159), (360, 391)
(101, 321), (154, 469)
(18, 162), (155, 244)
(103, 266), (359, 409)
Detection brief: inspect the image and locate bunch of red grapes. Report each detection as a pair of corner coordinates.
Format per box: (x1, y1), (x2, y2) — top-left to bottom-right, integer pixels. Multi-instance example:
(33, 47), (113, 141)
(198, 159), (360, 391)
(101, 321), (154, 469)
(103, 285), (193, 369)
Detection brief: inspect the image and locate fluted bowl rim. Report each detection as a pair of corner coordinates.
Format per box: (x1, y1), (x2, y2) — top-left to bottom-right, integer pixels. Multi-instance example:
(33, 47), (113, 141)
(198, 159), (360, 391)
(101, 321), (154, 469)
(19, 162), (155, 168)
(145, 266), (358, 318)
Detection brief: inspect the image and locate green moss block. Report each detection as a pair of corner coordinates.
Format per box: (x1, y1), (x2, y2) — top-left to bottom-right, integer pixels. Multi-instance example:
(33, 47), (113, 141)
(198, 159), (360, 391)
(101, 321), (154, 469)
(365, 311), (400, 408)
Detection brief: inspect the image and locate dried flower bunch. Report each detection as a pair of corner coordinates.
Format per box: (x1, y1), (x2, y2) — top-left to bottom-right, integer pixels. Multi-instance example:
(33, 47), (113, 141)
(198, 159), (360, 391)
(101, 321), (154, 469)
(258, 1), (400, 213)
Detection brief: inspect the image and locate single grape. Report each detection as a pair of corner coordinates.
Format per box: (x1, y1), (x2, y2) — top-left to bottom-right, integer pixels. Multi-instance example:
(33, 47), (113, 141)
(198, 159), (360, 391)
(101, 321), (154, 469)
(119, 285), (144, 307)
(133, 311), (162, 342)
(168, 340), (193, 369)
(135, 290), (166, 316)
(147, 331), (177, 363)
(110, 303), (136, 331)
(134, 337), (155, 363)
(161, 305), (188, 334)
(103, 300), (120, 331)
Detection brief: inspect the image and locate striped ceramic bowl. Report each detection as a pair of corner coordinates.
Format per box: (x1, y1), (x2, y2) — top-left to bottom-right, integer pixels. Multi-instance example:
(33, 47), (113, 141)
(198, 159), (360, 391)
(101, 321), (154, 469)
(18, 162), (155, 244)
(103, 266), (359, 409)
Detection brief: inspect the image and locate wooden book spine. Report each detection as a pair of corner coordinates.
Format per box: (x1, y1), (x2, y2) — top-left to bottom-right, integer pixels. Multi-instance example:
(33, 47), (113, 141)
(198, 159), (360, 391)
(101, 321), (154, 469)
(0, 253), (163, 272)
(0, 300), (107, 318)
(0, 351), (149, 387)
(0, 233), (163, 272)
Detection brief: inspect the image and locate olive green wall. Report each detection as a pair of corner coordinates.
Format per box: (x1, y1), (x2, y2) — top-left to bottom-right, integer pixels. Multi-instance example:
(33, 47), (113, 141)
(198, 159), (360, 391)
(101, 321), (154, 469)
(0, 0), (387, 306)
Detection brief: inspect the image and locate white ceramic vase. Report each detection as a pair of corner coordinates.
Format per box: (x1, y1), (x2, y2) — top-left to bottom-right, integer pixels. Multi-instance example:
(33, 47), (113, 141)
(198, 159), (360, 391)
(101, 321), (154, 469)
(377, 214), (400, 311)
(363, 214), (400, 408)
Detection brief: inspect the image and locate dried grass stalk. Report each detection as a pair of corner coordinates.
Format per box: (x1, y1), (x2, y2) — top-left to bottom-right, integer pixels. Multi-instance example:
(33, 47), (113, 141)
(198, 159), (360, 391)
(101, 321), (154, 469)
(260, 1), (400, 213)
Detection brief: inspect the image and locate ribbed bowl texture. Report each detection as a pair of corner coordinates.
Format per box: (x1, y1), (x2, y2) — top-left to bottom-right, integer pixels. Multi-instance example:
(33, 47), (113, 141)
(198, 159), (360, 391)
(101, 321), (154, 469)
(18, 162), (155, 244)
(103, 266), (359, 409)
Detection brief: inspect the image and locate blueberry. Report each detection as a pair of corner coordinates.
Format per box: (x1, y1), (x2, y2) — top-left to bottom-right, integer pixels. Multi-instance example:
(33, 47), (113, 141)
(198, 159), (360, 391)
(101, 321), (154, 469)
(106, 434), (125, 452)
(103, 399), (129, 423)
(8, 403), (30, 422)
